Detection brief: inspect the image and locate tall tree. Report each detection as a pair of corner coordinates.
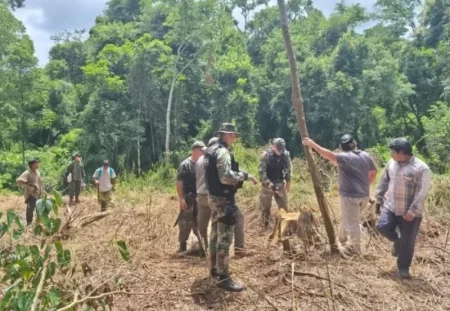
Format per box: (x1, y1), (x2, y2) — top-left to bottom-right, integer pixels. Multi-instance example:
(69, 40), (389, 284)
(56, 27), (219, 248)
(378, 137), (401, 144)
(277, 0), (338, 253)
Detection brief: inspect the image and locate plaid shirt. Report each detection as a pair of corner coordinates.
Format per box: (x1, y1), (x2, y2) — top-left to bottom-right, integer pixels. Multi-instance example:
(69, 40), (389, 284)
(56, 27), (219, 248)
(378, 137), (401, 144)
(376, 157), (431, 217)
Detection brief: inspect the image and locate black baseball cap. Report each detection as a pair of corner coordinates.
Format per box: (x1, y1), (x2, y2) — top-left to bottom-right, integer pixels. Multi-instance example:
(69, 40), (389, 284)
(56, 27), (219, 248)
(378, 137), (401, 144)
(28, 158), (40, 166)
(340, 134), (355, 145)
(388, 138), (413, 155)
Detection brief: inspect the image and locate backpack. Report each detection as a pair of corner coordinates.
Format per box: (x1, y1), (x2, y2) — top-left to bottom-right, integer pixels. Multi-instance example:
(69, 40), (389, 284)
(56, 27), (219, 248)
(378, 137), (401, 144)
(96, 167), (113, 179)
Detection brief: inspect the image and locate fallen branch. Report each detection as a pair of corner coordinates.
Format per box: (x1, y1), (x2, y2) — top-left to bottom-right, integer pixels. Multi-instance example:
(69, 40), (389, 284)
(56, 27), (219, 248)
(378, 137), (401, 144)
(325, 264), (336, 311)
(30, 260), (49, 311)
(56, 290), (155, 311)
(293, 270), (329, 281)
(282, 277), (326, 298)
(75, 211), (111, 228)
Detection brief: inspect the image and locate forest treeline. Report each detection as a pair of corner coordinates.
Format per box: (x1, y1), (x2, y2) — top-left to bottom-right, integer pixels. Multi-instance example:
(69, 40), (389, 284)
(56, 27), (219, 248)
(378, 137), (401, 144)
(0, 0), (449, 190)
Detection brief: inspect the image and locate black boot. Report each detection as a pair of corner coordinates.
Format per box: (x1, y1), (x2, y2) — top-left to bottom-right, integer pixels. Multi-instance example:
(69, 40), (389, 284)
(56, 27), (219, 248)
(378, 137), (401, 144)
(178, 242), (187, 253)
(217, 275), (244, 292)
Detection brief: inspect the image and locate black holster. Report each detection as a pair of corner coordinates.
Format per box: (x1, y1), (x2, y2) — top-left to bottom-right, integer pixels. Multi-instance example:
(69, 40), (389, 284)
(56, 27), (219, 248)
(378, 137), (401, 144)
(218, 203), (237, 226)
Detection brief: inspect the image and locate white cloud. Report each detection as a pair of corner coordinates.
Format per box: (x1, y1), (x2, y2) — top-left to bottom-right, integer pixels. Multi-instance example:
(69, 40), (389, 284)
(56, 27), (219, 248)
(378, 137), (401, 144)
(13, 0), (376, 67)
(13, 0), (107, 66)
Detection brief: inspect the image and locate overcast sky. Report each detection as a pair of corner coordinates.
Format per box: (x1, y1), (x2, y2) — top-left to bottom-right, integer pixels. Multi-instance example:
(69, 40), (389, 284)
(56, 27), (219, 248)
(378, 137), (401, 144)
(13, 0), (376, 66)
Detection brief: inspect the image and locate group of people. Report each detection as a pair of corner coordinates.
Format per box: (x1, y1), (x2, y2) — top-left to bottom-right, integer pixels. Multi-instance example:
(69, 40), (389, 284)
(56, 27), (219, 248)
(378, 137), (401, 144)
(302, 135), (430, 280)
(17, 155), (118, 225)
(176, 123), (431, 293)
(17, 122), (431, 292)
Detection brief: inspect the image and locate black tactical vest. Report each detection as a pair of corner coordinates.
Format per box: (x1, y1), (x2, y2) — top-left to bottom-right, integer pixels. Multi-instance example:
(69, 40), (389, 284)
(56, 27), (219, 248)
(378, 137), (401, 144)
(266, 148), (288, 183)
(205, 142), (236, 198)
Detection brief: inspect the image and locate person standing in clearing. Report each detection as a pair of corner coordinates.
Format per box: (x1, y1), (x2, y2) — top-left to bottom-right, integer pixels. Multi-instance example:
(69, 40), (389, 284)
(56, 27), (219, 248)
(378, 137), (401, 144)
(92, 160), (117, 212)
(65, 153), (85, 205)
(17, 159), (44, 225)
(376, 138), (431, 280)
(196, 137), (219, 254)
(302, 134), (377, 255)
(259, 138), (292, 227)
(176, 141), (206, 253)
(197, 136), (247, 257)
(205, 123), (254, 292)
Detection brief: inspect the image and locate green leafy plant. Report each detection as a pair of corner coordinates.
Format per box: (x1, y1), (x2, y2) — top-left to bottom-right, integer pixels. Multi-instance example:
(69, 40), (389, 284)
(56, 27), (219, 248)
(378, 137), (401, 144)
(0, 191), (130, 310)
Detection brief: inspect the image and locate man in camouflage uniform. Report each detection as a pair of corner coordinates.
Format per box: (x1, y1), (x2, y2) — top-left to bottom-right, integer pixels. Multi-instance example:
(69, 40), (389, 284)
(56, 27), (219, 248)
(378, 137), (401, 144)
(196, 137), (247, 257)
(176, 141), (206, 253)
(65, 153), (85, 205)
(205, 123), (254, 292)
(17, 159), (45, 225)
(259, 138), (292, 227)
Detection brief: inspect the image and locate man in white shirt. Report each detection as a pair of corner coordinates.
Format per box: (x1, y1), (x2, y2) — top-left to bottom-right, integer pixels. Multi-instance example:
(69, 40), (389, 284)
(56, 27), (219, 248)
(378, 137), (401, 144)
(92, 160), (117, 212)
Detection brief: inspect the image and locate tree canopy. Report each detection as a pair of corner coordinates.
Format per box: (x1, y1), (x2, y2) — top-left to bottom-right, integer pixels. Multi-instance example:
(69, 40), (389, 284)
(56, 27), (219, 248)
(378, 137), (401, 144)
(0, 0), (449, 189)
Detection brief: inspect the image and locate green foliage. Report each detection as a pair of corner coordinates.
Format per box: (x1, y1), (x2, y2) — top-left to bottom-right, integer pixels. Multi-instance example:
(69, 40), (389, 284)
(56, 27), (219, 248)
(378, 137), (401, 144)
(422, 102), (450, 173)
(116, 240), (131, 262)
(0, 191), (130, 310)
(1, 0), (450, 196)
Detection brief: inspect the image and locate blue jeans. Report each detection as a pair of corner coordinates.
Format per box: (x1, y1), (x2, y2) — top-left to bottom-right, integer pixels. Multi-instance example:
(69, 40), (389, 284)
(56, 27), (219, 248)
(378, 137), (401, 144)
(377, 209), (422, 270)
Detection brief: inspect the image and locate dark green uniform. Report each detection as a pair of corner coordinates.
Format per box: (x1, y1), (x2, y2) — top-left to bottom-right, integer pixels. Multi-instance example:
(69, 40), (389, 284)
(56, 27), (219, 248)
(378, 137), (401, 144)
(66, 161), (85, 202)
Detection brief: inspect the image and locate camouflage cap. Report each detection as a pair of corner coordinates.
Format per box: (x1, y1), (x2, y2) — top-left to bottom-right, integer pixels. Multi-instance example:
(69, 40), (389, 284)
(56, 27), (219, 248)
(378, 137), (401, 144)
(72, 152), (81, 160)
(214, 123), (240, 137)
(208, 137), (219, 147)
(273, 138), (286, 154)
(192, 141), (206, 151)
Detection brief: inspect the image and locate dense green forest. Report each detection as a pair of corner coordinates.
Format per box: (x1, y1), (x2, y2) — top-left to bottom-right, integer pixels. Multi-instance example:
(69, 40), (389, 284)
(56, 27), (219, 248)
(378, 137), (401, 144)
(0, 0), (449, 190)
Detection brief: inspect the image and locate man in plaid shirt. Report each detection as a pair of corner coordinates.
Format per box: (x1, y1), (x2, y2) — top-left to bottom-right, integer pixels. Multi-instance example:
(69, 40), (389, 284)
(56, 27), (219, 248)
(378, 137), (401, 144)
(376, 138), (431, 279)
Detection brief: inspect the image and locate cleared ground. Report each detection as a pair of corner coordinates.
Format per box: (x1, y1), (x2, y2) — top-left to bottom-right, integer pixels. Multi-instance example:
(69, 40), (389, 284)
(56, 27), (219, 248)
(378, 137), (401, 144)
(1, 178), (449, 310)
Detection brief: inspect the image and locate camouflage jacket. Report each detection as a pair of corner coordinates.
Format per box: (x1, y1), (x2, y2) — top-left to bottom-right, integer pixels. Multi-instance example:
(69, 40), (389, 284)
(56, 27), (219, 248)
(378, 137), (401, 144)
(216, 144), (245, 186)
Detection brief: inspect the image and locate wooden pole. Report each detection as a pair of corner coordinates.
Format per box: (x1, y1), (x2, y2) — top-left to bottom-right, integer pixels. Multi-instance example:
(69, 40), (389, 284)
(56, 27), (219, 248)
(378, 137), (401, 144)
(277, 0), (338, 253)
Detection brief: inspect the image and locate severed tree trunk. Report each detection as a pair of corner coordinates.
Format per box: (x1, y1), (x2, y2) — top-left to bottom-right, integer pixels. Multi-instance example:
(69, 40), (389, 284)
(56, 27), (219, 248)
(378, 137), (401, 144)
(277, 0), (338, 253)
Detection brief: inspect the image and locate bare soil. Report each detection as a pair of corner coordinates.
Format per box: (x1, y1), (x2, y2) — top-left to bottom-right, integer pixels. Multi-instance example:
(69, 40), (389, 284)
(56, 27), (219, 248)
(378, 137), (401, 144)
(1, 186), (449, 311)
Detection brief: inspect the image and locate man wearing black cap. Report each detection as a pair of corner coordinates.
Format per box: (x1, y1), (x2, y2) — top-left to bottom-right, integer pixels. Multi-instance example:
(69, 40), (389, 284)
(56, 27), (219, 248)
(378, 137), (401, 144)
(65, 153), (85, 205)
(376, 138), (431, 279)
(17, 159), (44, 225)
(93, 160), (117, 212)
(259, 138), (292, 227)
(303, 135), (377, 255)
(204, 123), (254, 292)
(175, 141), (206, 253)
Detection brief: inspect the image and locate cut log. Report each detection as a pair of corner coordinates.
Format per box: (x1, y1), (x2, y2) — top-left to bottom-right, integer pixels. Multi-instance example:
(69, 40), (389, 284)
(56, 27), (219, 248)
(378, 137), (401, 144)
(75, 211), (112, 229)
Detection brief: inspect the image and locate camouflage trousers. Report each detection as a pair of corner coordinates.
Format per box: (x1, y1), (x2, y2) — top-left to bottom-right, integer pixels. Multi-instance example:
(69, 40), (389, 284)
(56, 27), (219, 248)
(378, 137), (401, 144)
(260, 182), (288, 224)
(209, 195), (241, 277)
(197, 194), (244, 253)
(98, 190), (114, 212)
(178, 194), (199, 243)
(68, 180), (82, 200)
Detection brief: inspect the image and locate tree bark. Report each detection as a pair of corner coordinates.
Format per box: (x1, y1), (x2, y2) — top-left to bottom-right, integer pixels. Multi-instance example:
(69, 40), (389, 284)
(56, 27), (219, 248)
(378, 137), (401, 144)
(277, 0), (338, 253)
(165, 66), (178, 158)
